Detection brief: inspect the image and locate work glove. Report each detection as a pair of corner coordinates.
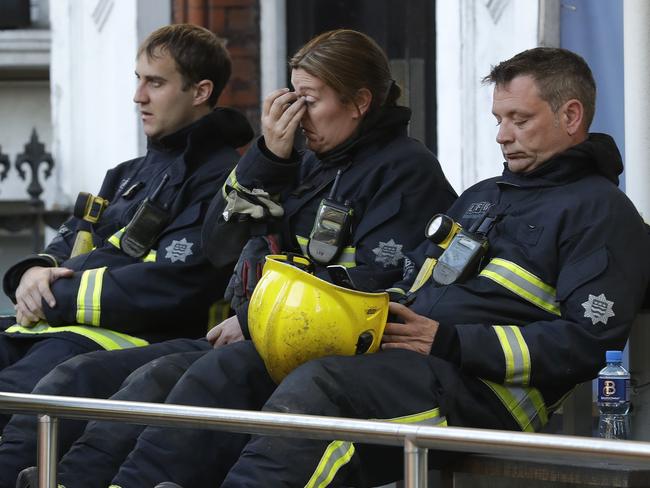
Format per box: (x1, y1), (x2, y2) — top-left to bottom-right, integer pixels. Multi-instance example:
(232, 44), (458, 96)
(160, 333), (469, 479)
(224, 234), (282, 311)
(222, 185), (284, 222)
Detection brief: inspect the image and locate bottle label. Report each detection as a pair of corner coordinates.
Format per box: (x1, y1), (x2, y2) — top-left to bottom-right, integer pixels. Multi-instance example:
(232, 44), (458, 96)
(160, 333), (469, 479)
(597, 376), (630, 405)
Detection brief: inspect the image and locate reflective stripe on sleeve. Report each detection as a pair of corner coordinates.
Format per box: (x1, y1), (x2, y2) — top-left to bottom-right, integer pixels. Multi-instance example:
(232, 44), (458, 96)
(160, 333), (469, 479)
(481, 379), (548, 432)
(76, 267), (106, 326)
(492, 325), (531, 385)
(306, 408), (446, 487)
(5, 323), (148, 350)
(479, 258), (560, 316)
(296, 235), (356, 268)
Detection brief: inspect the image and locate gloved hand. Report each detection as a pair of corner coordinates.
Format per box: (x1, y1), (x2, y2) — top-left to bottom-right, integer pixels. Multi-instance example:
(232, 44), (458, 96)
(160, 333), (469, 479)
(224, 235), (281, 311)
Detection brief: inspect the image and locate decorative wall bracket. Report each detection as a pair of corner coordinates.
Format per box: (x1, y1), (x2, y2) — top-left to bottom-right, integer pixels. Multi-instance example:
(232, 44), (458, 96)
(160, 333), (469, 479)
(15, 128), (54, 203)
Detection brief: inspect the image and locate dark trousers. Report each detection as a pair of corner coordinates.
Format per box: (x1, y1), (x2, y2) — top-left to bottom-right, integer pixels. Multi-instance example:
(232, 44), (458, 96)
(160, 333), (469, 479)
(0, 334), (101, 430)
(111, 342), (518, 488)
(0, 337), (208, 488)
(57, 349), (210, 488)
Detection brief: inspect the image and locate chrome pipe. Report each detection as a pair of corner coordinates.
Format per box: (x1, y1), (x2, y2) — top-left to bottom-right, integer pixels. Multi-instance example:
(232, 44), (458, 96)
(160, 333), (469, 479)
(403, 437), (427, 488)
(37, 414), (57, 488)
(418, 445), (428, 485)
(1, 392), (650, 465)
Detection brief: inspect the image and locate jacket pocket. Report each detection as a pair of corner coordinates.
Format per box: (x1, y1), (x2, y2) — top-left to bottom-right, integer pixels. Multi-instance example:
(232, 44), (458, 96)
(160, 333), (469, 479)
(556, 246), (609, 302)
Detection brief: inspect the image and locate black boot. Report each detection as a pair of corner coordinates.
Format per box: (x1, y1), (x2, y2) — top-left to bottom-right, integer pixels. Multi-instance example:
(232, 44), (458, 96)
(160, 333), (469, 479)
(15, 466), (37, 488)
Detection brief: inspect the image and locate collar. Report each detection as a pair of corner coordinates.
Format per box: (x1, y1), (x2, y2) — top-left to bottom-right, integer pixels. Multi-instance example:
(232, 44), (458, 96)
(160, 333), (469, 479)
(497, 133), (622, 189)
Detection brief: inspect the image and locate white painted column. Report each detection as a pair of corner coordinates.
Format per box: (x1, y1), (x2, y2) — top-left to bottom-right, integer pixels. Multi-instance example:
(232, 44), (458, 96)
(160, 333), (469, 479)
(623, 0), (650, 442)
(260, 0), (287, 99)
(436, 0), (539, 194)
(50, 1), (141, 202)
(624, 0), (650, 219)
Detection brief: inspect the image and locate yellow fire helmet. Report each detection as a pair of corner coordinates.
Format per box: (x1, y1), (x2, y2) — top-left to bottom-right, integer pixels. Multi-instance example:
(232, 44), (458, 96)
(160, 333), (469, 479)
(248, 254), (389, 383)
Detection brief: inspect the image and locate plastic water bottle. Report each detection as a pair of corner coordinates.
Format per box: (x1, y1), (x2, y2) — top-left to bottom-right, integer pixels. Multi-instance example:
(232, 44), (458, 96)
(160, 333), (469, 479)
(597, 350), (631, 440)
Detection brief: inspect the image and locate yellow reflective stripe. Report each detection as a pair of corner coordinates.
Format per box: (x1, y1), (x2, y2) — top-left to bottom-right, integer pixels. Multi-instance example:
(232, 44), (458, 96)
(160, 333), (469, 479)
(385, 407), (448, 427)
(306, 408), (446, 487)
(408, 257), (437, 293)
(76, 267), (106, 325)
(306, 440), (355, 488)
(222, 167), (240, 197)
(481, 379), (548, 432)
(208, 300), (231, 329)
(142, 250), (156, 262)
(296, 235), (356, 268)
(479, 258), (560, 316)
(335, 247), (356, 268)
(5, 323), (148, 350)
(108, 228), (154, 262)
(386, 287), (406, 296)
(493, 325), (531, 385)
(108, 228), (126, 249)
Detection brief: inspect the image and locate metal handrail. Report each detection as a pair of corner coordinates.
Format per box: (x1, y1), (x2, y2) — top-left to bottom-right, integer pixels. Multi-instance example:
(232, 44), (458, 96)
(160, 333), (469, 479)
(1, 392), (650, 488)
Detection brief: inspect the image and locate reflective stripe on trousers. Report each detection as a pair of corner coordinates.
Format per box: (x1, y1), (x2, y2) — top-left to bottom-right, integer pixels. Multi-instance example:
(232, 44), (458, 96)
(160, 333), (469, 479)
(481, 379), (548, 432)
(305, 408), (447, 488)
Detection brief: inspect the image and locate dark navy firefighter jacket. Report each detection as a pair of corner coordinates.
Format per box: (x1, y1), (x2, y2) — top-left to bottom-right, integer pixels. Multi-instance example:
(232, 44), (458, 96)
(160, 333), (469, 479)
(390, 133), (650, 432)
(2, 108), (254, 348)
(206, 106), (457, 337)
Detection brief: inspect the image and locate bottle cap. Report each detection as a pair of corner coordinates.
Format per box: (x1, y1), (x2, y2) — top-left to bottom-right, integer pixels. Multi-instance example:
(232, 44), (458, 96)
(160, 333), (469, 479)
(606, 350), (623, 363)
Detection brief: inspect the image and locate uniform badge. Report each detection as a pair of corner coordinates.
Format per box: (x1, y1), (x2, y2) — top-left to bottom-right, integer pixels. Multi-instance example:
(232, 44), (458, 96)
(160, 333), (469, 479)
(373, 239), (404, 268)
(164, 238), (194, 263)
(582, 293), (615, 325)
(463, 201), (493, 218)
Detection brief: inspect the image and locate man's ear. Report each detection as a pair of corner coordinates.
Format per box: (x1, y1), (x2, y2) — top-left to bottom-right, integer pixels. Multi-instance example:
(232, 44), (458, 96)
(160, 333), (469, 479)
(352, 88), (373, 119)
(563, 99), (584, 136)
(193, 80), (214, 107)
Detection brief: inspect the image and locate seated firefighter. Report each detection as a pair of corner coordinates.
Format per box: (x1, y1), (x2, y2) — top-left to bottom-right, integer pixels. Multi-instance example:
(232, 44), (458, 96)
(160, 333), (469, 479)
(0, 21), (253, 455)
(8, 28), (457, 488)
(104, 47), (650, 488)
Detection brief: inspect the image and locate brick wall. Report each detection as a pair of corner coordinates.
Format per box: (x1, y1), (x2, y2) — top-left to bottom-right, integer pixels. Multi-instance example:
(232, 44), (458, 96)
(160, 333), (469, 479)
(173, 0), (261, 135)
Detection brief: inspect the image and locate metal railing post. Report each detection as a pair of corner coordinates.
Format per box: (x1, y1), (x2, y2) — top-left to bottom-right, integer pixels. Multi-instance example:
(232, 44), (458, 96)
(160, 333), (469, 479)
(403, 437), (427, 488)
(37, 414), (58, 488)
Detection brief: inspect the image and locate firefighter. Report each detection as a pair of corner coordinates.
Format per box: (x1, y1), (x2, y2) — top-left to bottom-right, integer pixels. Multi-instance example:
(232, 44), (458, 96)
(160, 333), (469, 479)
(12, 29), (456, 488)
(0, 24), (255, 488)
(106, 47), (649, 488)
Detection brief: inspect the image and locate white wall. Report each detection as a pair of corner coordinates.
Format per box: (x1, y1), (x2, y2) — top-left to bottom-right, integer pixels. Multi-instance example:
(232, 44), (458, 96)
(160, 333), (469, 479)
(436, 0), (539, 194)
(49, 0), (170, 204)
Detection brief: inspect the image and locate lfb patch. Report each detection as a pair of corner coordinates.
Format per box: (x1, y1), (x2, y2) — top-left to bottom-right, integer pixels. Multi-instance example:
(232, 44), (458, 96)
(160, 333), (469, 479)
(582, 293), (615, 325)
(165, 238), (194, 263)
(372, 239), (404, 268)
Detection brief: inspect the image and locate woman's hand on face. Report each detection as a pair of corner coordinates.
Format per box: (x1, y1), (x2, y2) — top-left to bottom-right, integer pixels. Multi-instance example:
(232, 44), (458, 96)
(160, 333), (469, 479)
(262, 88), (306, 159)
